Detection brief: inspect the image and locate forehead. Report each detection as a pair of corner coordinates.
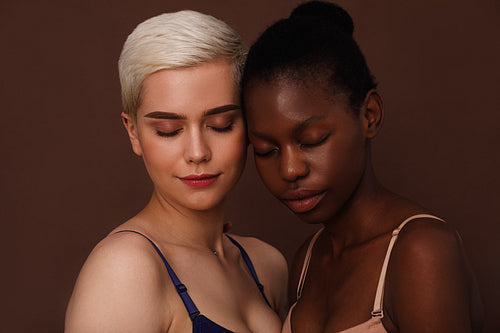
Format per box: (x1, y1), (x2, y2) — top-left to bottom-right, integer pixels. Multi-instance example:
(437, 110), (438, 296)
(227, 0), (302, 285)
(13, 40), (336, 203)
(244, 78), (348, 127)
(138, 61), (238, 117)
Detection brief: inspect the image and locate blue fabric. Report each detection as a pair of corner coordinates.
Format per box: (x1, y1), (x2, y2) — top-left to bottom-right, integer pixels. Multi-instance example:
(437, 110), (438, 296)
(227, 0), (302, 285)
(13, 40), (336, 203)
(225, 235), (271, 307)
(192, 315), (234, 333)
(116, 230), (270, 332)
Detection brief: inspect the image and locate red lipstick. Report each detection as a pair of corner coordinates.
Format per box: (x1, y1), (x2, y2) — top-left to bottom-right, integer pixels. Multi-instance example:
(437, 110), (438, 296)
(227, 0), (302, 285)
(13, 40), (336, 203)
(280, 189), (326, 214)
(179, 174), (220, 188)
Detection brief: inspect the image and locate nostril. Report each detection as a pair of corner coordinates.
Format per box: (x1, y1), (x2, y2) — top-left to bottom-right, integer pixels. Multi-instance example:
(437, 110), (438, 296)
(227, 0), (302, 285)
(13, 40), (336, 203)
(184, 132), (212, 163)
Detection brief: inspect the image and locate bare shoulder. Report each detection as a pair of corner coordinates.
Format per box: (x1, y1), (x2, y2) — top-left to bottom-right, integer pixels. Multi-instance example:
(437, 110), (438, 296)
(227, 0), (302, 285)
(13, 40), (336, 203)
(228, 234), (287, 272)
(385, 217), (482, 332)
(391, 217), (464, 269)
(65, 231), (170, 332)
(86, 231), (167, 283)
(227, 234), (288, 317)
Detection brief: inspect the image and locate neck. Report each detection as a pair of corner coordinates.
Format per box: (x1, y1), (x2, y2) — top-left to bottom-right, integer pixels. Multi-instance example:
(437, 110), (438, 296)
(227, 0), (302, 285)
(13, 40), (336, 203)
(136, 189), (227, 253)
(323, 150), (396, 247)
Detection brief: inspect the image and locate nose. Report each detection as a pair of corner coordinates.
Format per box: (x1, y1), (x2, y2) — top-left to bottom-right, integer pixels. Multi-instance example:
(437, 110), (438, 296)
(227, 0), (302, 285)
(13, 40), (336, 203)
(184, 128), (211, 164)
(279, 145), (309, 182)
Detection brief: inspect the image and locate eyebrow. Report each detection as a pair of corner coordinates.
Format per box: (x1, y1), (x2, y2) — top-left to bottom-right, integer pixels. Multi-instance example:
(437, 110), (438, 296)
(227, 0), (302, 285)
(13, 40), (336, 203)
(293, 115), (327, 133)
(144, 104), (240, 120)
(204, 104), (240, 117)
(249, 115), (327, 140)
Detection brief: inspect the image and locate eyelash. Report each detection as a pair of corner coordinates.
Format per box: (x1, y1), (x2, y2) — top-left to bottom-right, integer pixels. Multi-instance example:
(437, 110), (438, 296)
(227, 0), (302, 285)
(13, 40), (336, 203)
(210, 124), (234, 133)
(254, 149), (277, 158)
(156, 129), (181, 137)
(299, 134), (330, 149)
(155, 124), (234, 137)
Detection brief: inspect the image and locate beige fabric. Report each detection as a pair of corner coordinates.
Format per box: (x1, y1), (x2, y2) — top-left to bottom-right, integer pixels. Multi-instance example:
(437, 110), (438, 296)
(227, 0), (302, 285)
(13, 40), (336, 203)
(282, 214), (444, 333)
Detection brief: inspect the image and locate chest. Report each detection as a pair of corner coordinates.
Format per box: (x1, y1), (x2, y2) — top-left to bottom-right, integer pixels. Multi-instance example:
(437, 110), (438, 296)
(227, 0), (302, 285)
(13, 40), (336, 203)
(164, 253), (281, 333)
(292, 242), (389, 333)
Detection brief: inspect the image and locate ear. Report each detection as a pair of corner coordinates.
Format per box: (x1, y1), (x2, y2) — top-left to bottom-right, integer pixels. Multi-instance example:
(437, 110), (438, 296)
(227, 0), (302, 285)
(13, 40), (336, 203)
(361, 89), (384, 139)
(121, 112), (143, 156)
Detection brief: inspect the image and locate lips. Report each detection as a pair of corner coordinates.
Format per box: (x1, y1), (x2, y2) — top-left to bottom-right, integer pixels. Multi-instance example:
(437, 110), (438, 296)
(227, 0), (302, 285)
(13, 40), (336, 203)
(179, 174), (220, 188)
(280, 189), (326, 214)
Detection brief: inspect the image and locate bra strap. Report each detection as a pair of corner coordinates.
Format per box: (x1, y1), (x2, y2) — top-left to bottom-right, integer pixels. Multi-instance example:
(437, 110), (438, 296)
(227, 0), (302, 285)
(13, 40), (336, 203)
(114, 230), (201, 319)
(370, 214), (445, 318)
(225, 235), (271, 307)
(297, 228), (324, 299)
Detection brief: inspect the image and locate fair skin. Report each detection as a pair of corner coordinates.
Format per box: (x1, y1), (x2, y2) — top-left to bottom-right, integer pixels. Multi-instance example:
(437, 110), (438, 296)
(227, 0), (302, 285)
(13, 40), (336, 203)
(244, 78), (482, 333)
(65, 60), (287, 333)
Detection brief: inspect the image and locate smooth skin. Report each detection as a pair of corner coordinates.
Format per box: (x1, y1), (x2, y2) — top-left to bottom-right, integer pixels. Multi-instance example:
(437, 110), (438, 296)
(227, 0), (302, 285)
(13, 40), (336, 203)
(244, 78), (482, 333)
(65, 60), (287, 333)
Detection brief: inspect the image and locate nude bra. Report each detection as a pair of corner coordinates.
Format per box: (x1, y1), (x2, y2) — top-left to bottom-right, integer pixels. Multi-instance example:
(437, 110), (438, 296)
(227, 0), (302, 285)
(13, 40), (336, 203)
(116, 230), (271, 333)
(281, 214), (445, 333)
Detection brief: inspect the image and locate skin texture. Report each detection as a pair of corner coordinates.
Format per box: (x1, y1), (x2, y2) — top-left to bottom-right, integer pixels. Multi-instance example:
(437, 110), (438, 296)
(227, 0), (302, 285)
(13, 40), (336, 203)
(65, 60), (288, 333)
(244, 77), (482, 333)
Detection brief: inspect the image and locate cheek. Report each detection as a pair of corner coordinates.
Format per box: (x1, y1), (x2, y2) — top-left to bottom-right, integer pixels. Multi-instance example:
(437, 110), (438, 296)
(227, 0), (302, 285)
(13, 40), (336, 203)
(141, 146), (175, 181)
(136, 132), (177, 173)
(219, 130), (247, 169)
(319, 136), (366, 189)
(254, 158), (281, 193)
(140, 136), (171, 159)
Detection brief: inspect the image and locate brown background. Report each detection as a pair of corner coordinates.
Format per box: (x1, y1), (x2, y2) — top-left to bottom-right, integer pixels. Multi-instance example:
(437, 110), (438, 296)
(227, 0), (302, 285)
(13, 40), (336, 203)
(1, 0), (498, 332)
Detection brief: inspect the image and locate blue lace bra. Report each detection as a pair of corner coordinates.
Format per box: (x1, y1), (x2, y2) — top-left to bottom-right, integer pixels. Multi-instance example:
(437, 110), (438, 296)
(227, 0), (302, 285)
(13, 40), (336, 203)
(116, 230), (271, 332)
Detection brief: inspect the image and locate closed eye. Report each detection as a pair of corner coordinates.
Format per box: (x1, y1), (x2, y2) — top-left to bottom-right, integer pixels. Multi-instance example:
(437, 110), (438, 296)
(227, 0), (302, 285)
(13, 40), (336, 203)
(300, 134), (330, 149)
(210, 124), (234, 133)
(254, 148), (278, 158)
(156, 129), (182, 137)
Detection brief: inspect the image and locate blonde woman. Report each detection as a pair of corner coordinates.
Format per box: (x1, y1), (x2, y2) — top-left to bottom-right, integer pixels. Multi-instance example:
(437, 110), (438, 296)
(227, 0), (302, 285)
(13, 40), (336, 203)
(65, 10), (287, 333)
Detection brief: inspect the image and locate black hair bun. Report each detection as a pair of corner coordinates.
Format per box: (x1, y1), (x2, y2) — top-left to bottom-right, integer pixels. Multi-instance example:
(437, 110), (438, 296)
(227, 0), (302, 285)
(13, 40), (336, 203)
(289, 1), (354, 36)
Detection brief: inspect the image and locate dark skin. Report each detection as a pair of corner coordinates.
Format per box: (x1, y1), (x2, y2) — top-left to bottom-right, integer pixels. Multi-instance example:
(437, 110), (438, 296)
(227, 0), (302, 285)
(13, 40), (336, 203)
(244, 78), (483, 332)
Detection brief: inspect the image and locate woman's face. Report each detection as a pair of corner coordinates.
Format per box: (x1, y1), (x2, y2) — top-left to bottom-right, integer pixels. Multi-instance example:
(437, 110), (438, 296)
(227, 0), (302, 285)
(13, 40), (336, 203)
(244, 79), (368, 223)
(123, 60), (247, 212)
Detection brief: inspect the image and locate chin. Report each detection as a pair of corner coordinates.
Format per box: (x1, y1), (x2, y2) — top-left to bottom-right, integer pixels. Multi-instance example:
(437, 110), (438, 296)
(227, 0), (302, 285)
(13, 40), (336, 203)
(188, 196), (226, 212)
(296, 212), (328, 225)
(292, 204), (335, 225)
(187, 201), (221, 212)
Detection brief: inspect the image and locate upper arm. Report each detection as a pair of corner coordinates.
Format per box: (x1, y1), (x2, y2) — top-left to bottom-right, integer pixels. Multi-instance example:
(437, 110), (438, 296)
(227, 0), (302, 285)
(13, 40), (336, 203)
(65, 234), (169, 333)
(385, 221), (476, 333)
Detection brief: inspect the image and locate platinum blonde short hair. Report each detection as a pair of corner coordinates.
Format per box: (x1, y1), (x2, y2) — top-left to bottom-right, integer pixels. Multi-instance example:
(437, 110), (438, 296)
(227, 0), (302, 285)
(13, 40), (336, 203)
(118, 10), (247, 119)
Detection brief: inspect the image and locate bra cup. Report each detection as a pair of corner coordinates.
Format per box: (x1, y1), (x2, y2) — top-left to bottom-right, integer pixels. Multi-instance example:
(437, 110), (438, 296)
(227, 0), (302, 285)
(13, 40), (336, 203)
(192, 314), (235, 333)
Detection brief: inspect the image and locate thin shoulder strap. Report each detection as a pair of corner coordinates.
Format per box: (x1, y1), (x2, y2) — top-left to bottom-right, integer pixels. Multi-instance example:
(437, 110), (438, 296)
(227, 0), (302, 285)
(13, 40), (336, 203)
(225, 235), (271, 307)
(296, 228), (325, 299)
(370, 214), (445, 318)
(114, 230), (201, 319)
